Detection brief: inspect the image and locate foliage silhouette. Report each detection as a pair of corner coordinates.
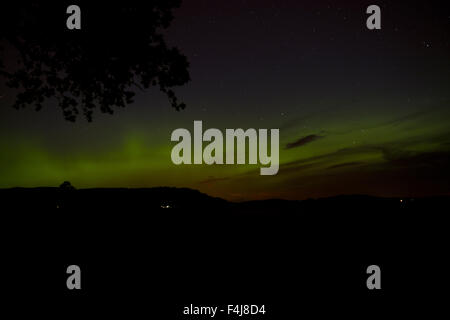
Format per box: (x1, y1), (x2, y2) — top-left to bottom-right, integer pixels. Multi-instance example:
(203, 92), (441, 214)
(0, 1), (190, 121)
(59, 181), (76, 190)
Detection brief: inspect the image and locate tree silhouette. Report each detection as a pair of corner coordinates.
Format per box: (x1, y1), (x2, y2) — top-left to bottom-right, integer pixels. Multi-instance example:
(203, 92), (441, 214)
(0, 1), (190, 121)
(59, 181), (76, 190)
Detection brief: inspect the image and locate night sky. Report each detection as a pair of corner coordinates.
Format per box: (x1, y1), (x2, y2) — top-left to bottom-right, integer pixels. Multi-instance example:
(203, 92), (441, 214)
(1, 0), (449, 201)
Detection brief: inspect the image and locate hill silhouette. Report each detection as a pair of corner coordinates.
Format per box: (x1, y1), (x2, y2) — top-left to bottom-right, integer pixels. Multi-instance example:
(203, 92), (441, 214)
(2, 185), (448, 316)
(1, 185), (448, 214)
(0, 186), (228, 211)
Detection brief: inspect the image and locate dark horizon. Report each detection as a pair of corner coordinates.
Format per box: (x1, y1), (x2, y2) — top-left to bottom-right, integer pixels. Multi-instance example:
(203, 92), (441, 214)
(2, 184), (449, 203)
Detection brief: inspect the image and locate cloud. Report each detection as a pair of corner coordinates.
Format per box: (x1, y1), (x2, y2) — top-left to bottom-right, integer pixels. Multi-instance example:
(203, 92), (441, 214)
(328, 162), (364, 169)
(285, 134), (323, 149)
(229, 129), (450, 182)
(382, 149), (450, 169)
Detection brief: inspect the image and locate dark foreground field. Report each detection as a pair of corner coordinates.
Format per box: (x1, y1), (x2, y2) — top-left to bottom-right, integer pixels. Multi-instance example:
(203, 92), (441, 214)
(1, 187), (448, 318)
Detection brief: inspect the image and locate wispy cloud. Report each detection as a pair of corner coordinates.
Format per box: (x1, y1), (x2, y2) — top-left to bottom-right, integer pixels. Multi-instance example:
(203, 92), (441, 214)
(285, 134), (324, 149)
(328, 162), (364, 169)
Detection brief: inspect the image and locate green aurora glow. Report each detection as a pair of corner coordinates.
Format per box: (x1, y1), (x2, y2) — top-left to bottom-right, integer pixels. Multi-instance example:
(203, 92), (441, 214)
(1, 96), (449, 201)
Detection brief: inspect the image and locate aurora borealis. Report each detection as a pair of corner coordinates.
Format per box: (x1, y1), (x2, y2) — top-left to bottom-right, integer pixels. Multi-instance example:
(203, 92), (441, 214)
(1, 0), (450, 201)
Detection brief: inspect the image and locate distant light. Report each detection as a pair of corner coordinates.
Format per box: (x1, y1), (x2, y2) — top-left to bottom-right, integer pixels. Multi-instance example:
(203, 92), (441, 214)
(400, 199), (403, 203)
